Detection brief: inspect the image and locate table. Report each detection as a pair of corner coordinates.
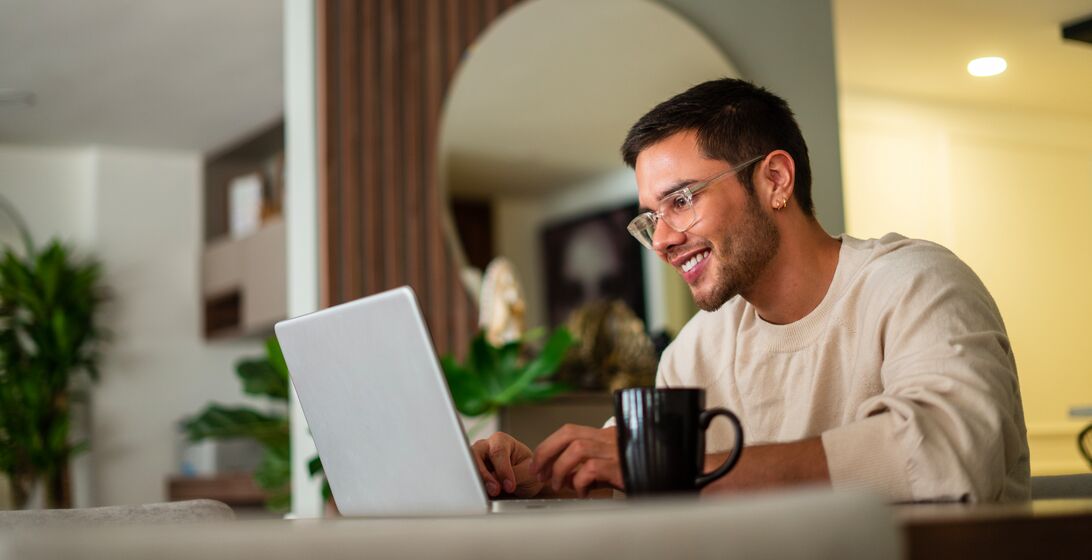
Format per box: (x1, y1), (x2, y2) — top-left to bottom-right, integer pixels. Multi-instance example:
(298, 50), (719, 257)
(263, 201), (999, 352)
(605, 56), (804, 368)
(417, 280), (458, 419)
(898, 498), (1092, 559)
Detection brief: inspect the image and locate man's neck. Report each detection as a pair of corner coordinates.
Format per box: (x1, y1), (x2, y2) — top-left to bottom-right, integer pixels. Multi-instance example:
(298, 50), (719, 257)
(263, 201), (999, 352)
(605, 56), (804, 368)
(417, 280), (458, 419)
(742, 219), (842, 325)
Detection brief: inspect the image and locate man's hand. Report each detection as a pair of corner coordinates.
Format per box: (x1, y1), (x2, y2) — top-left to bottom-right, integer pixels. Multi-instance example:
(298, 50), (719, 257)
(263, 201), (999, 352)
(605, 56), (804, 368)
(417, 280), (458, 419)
(530, 425), (623, 498)
(471, 432), (544, 498)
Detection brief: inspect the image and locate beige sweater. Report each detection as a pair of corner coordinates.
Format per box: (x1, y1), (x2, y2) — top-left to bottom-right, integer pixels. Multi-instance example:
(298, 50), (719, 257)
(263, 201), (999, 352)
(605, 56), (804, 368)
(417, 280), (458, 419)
(655, 233), (1030, 502)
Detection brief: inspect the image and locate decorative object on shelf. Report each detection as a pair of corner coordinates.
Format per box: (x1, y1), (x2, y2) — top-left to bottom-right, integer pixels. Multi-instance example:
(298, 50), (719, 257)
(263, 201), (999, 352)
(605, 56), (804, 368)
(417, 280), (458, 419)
(262, 151), (285, 223)
(478, 257), (526, 346)
(182, 337), (328, 511)
(440, 328), (574, 438)
(0, 199), (108, 508)
(555, 300), (658, 392)
(541, 203), (646, 328)
(228, 172), (264, 239)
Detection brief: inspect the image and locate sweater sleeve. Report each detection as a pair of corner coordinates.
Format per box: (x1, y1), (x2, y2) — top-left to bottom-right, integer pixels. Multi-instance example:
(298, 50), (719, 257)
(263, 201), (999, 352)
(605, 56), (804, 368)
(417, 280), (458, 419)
(821, 249), (1028, 502)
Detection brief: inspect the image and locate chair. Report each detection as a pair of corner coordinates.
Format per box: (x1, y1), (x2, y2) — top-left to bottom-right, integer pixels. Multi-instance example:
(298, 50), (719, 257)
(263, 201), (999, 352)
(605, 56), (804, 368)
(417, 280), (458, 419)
(0, 499), (235, 529)
(1079, 423), (1092, 469)
(1031, 474), (1092, 500)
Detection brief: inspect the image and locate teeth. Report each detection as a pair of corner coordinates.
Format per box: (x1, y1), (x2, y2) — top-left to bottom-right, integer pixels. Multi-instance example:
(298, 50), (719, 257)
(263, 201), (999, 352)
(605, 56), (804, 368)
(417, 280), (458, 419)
(681, 251), (709, 273)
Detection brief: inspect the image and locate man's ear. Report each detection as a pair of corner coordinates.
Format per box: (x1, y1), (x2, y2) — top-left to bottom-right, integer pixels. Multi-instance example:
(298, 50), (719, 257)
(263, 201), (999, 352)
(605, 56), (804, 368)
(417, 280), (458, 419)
(760, 150), (796, 211)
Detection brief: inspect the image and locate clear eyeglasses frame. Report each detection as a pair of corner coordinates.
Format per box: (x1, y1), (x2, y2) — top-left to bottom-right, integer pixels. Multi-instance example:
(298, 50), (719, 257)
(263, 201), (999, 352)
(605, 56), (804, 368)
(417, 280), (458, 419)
(627, 154), (765, 250)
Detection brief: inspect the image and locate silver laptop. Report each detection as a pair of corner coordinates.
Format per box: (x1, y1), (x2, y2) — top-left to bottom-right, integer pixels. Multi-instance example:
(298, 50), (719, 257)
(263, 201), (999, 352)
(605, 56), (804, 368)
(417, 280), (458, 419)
(275, 286), (613, 516)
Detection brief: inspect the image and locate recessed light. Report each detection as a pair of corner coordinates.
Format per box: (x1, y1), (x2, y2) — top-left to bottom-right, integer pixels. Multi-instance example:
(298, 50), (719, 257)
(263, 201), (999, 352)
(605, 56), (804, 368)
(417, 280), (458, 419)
(967, 57), (1007, 77)
(0, 89), (35, 106)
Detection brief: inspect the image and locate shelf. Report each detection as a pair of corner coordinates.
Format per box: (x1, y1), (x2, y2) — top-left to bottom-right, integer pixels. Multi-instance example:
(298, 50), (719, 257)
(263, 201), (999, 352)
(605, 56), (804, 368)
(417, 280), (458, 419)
(167, 473), (266, 507)
(201, 218), (286, 339)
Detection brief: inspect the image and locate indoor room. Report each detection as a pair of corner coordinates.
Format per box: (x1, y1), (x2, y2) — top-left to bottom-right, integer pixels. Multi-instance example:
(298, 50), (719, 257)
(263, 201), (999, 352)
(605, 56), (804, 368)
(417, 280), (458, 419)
(0, 1), (1089, 558)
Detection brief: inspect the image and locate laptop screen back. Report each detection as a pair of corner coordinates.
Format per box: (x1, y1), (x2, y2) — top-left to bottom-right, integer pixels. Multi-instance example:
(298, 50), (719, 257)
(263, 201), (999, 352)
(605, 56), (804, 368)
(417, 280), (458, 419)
(274, 287), (489, 516)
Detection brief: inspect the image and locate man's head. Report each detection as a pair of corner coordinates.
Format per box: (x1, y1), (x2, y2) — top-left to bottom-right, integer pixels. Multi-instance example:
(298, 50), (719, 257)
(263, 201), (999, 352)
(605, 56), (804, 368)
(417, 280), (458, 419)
(621, 78), (812, 311)
(621, 78), (812, 214)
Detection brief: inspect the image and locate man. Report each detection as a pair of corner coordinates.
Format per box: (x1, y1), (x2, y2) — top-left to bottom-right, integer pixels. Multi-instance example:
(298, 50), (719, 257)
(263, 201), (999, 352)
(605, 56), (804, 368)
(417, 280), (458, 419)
(471, 78), (1030, 503)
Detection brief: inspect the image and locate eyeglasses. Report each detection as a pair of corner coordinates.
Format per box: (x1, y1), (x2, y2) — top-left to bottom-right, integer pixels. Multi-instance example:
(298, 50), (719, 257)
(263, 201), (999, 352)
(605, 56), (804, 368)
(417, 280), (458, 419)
(627, 155), (765, 250)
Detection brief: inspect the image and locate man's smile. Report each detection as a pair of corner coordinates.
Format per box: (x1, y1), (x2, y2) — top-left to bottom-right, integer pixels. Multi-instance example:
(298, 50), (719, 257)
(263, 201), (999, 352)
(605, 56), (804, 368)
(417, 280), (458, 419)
(671, 247), (712, 284)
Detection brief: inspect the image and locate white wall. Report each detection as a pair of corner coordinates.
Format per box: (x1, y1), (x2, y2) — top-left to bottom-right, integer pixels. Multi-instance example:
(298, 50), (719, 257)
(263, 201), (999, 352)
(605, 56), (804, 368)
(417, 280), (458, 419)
(0, 145), (260, 506)
(840, 90), (1092, 475)
(0, 145), (96, 248)
(89, 148), (261, 505)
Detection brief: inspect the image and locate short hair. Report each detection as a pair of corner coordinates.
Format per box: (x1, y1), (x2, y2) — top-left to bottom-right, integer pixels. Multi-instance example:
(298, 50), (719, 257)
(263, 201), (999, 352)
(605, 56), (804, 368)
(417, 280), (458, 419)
(621, 78), (814, 216)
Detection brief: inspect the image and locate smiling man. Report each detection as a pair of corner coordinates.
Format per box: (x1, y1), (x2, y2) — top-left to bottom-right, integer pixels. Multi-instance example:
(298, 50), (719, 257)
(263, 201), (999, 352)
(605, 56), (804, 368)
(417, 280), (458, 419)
(471, 78), (1031, 503)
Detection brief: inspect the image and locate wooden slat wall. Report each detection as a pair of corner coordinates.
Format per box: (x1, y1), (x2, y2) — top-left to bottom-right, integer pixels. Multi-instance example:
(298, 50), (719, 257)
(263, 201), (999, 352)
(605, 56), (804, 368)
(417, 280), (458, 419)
(319, 0), (522, 356)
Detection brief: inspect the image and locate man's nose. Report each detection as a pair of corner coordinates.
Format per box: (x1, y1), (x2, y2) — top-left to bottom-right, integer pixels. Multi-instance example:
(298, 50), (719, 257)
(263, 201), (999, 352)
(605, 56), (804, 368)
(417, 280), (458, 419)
(652, 222), (686, 255)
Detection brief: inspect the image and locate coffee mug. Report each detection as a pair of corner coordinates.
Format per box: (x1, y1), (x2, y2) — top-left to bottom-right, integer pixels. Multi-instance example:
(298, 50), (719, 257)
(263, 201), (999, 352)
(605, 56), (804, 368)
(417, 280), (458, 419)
(614, 387), (744, 496)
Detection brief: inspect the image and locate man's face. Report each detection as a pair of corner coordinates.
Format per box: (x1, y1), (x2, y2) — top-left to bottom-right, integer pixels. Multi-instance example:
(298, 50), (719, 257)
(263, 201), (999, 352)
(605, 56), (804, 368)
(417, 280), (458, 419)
(634, 131), (779, 311)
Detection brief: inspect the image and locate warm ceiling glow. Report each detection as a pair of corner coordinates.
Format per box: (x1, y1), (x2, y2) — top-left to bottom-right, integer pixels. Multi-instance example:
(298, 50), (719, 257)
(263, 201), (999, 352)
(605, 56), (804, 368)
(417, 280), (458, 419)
(967, 57), (1007, 77)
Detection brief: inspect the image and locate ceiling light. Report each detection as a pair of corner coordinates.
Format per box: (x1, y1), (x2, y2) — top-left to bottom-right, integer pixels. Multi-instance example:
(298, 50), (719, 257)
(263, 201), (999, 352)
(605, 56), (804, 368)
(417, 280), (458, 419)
(967, 57), (1007, 77)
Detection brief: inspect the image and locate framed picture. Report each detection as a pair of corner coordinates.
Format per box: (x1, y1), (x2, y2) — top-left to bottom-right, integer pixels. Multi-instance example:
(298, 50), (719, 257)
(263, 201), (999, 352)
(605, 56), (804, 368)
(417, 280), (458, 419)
(541, 203), (646, 327)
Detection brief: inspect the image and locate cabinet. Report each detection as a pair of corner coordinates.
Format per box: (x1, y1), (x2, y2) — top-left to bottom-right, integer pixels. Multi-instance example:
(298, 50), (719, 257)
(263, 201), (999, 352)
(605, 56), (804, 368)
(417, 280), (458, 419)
(202, 219), (286, 337)
(201, 121), (286, 338)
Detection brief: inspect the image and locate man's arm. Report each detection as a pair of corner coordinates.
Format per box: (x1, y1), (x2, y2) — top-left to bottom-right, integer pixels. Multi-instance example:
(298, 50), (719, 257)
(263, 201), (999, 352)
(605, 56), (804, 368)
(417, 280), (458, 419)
(701, 437), (829, 494)
(530, 425), (831, 496)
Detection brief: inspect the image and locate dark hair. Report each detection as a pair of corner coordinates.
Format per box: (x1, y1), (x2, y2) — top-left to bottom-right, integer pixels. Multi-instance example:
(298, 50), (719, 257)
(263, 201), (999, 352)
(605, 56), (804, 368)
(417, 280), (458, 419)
(621, 78), (814, 216)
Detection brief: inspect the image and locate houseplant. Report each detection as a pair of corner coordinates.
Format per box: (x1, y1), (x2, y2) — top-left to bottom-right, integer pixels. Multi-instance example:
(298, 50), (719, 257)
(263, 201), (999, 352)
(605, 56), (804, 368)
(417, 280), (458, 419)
(440, 327), (574, 438)
(0, 239), (107, 509)
(183, 337), (328, 511)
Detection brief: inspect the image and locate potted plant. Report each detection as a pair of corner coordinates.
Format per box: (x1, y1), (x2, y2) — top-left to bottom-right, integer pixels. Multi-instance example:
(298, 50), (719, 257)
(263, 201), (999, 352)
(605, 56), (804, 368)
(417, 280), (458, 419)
(440, 328), (574, 438)
(183, 337), (328, 511)
(0, 240), (107, 509)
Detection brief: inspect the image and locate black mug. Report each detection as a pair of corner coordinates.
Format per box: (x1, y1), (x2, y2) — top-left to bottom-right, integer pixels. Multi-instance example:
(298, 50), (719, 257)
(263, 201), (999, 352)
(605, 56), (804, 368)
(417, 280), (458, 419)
(614, 387), (744, 496)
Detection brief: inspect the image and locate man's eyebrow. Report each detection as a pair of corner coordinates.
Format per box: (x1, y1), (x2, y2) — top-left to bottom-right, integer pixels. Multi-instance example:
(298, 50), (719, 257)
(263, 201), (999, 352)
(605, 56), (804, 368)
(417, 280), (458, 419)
(637, 178), (699, 214)
(654, 180), (698, 204)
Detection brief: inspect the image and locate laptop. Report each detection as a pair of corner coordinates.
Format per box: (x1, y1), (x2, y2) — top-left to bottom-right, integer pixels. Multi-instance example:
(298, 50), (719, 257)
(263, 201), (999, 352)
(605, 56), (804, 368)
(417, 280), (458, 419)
(275, 286), (615, 516)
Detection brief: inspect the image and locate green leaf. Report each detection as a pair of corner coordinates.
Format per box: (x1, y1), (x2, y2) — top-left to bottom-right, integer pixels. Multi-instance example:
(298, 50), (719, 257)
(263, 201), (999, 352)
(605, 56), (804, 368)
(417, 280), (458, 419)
(253, 447), (291, 512)
(51, 310), (69, 358)
(182, 405), (288, 448)
(307, 455), (333, 503)
(439, 328), (572, 416)
(468, 334), (500, 393)
(236, 359), (289, 400)
(265, 337), (290, 382)
(47, 415), (70, 457)
(440, 356), (489, 416)
(494, 328), (573, 404)
(308, 455), (324, 477)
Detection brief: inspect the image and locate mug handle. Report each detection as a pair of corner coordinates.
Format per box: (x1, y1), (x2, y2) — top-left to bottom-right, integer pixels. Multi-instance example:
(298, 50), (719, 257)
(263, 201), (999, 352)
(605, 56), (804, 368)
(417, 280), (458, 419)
(695, 408), (744, 490)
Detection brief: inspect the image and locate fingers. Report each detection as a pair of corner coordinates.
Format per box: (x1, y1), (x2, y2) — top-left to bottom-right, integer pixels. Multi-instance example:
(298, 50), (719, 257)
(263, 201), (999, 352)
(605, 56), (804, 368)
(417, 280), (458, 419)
(570, 459), (621, 498)
(486, 435), (519, 495)
(470, 440), (501, 497)
(531, 424), (603, 480)
(548, 438), (612, 492)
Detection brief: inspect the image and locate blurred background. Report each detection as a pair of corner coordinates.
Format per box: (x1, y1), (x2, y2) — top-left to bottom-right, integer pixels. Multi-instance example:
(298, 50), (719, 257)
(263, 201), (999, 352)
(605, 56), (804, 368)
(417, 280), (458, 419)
(0, 0), (1089, 518)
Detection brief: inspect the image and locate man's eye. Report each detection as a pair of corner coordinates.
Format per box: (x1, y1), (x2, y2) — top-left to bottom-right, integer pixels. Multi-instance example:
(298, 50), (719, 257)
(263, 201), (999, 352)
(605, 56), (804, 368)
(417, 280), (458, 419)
(670, 194), (690, 210)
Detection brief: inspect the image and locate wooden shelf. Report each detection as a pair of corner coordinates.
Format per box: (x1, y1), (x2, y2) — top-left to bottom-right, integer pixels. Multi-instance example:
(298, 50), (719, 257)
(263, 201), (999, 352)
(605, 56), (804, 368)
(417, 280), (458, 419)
(167, 473), (267, 508)
(201, 218), (286, 339)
